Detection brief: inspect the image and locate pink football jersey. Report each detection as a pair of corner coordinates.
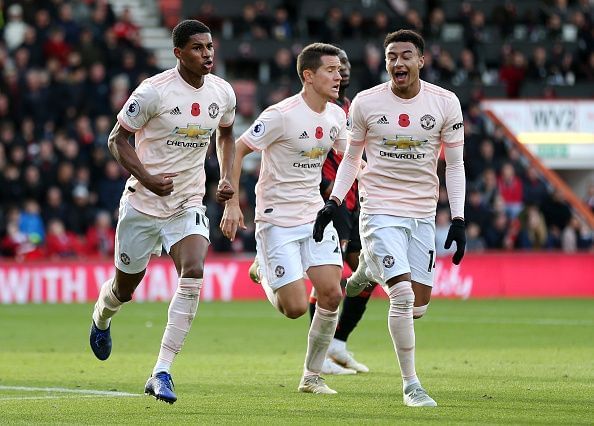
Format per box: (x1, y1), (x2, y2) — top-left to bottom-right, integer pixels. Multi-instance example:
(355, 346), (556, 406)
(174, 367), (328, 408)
(239, 94), (347, 226)
(344, 80), (464, 218)
(117, 67), (236, 217)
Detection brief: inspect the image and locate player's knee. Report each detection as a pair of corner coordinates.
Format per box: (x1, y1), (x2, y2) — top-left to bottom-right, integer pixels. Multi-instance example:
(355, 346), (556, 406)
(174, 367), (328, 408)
(284, 305), (307, 319)
(413, 303), (429, 319)
(388, 281), (414, 317)
(180, 264), (204, 279)
(317, 289), (342, 312)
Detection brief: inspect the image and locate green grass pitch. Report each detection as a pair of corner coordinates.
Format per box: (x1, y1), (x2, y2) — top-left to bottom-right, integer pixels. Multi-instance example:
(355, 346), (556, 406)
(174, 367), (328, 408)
(1, 299), (593, 424)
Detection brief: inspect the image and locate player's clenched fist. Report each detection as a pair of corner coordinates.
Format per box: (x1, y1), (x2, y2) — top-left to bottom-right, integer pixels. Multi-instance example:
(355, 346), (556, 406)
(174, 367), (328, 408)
(216, 178), (234, 203)
(142, 173), (178, 196)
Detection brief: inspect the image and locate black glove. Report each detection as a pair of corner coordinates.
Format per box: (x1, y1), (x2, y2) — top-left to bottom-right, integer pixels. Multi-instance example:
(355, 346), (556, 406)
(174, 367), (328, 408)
(444, 218), (466, 265)
(313, 199), (339, 242)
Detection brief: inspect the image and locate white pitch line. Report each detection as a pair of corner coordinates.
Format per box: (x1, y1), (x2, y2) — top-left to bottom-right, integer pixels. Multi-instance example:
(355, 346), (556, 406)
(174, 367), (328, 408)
(0, 394), (116, 401)
(0, 385), (140, 397)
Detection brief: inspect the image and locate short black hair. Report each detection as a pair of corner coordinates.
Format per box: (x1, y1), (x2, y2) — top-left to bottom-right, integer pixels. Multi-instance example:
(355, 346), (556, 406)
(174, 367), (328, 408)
(172, 20), (211, 48)
(383, 29), (425, 55)
(296, 43), (341, 83)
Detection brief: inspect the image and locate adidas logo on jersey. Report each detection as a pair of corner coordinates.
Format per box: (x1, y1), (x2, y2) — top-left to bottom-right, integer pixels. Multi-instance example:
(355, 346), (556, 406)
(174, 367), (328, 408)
(377, 115), (389, 124)
(299, 131), (309, 139)
(169, 106), (182, 115)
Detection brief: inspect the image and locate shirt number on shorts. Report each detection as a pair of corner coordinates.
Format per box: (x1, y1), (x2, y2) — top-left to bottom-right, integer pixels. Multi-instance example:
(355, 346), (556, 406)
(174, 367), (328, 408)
(427, 250), (435, 272)
(196, 212), (208, 227)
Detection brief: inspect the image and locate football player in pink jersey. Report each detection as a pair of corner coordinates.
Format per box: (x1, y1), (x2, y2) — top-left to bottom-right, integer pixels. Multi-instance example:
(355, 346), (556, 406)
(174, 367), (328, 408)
(89, 20), (237, 404)
(314, 30), (466, 407)
(310, 49), (374, 376)
(220, 43), (347, 394)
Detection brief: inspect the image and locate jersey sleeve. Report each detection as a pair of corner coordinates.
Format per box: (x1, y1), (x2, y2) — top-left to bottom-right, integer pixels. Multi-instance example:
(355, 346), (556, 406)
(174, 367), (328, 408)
(440, 94), (464, 148)
(117, 81), (160, 132)
(348, 95), (367, 143)
(238, 107), (284, 151)
(219, 83), (237, 127)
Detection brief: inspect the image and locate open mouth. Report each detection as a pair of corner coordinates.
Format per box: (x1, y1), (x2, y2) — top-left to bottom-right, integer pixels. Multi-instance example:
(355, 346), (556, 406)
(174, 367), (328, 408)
(331, 83), (340, 91)
(203, 60), (213, 68)
(394, 71), (408, 83)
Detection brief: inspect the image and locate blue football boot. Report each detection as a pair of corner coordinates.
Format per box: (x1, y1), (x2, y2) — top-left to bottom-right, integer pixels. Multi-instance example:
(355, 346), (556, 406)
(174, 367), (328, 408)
(89, 321), (111, 360)
(145, 372), (177, 404)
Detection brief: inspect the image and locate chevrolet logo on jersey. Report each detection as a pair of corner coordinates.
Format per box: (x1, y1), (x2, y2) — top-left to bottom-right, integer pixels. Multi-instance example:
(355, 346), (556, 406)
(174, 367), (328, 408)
(172, 124), (212, 139)
(382, 136), (428, 150)
(300, 147), (327, 159)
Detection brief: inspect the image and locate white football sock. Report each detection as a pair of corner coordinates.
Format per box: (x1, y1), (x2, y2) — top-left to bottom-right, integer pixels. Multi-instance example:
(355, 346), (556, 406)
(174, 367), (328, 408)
(303, 305), (339, 376)
(387, 281), (419, 390)
(153, 278), (202, 375)
(92, 279), (123, 330)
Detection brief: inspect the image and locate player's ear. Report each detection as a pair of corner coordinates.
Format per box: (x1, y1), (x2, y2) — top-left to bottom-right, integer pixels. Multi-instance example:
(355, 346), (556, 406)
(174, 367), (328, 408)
(418, 55), (424, 69)
(303, 68), (314, 84)
(173, 46), (182, 60)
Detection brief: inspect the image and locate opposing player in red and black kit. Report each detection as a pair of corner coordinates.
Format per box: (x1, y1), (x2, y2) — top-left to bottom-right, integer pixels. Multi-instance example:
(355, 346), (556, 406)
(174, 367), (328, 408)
(309, 49), (376, 375)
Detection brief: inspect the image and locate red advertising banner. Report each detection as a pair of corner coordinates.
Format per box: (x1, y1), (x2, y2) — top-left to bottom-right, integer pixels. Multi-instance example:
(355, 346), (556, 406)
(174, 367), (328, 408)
(0, 253), (593, 304)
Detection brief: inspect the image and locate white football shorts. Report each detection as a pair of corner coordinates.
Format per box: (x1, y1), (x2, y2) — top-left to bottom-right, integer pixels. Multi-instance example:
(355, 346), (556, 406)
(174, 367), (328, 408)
(359, 213), (436, 287)
(114, 200), (210, 274)
(255, 221), (343, 290)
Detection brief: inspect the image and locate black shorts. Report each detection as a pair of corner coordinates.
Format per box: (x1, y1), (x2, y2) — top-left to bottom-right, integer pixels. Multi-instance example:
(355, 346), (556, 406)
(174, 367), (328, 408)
(332, 204), (362, 254)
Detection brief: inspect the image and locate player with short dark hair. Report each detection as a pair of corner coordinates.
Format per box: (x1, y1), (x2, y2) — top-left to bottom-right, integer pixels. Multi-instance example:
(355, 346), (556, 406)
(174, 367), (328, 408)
(89, 20), (237, 404)
(314, 29), (467, 406)
(221, 42), (348, 394)
(309, 49), (375, 375)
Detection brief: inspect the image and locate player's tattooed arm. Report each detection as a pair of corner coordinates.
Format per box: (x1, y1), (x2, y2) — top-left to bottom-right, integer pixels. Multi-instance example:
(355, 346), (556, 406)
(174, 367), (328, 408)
(107, 122), (177, 196)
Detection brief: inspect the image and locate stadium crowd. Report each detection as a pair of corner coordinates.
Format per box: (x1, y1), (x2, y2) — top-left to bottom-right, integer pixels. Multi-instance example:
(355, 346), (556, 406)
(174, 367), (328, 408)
(0, 0), (592, 260)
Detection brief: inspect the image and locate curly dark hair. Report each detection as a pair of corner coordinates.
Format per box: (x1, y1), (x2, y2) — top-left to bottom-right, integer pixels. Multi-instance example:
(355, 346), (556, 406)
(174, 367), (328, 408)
(172, 20), (211, 48)
(383, 29), (425, 55)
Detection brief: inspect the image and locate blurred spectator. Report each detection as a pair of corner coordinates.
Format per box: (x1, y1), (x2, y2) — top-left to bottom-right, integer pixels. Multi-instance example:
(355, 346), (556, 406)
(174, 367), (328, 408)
(269, 47), (293, 84)
(235, 4), (268, 40)
(96, 159), (126, 215)
(426, 7), (445, 40)
(541, 190), (572, 234)
(271, 6), (292, 40)
(112, 7), (140, 47)
(498, 162), (524, 218)
(359, 43), (385, 90)
(343, 9), (364, 39)
(19, 199), (45, 245)
(1, 208), (43, 260)
(66, 185), (95, 235)
(465, 186), (492, 231)
(4, 3), (28, 51)
(466, 222), (486, 252)
(42, 186), (69, 225)
(484, 211), (514, 249)
(516, 205), (551, 249)
(523, 168), (548, 206)
(321, 7), (343, 43)
(526, 46), (550, 81)
(561, 215), (593, 252)
(45, 218), (84, 258)
(85, 210), (116, 257)
(499, 50), (527, 98)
